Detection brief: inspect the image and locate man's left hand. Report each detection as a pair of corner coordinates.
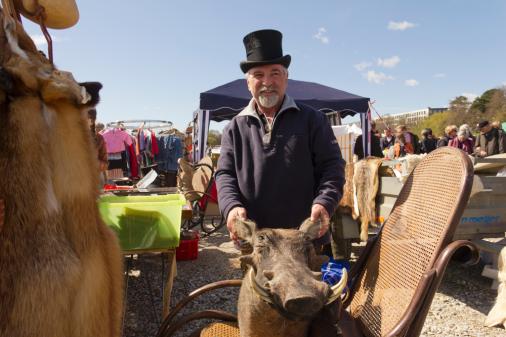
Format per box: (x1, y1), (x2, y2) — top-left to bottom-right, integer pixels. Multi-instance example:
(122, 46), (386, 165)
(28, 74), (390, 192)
(310, 203), (330, 238)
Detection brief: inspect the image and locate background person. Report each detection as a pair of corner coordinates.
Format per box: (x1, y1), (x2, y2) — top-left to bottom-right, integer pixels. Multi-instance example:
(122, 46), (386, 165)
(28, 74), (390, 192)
(393, 133), (414, 158)
(437, 125), (457, 148)
(380, 127), (395, 151)
(448, 130), (474, 155)
(475, 120), (506, 157)
(419, 128), (438, 154)
(395, 125), (420, 154)
(216, 29), (345, 245)
(88, 109), (109, 181)
(354, 121), (384, 159)
(459, 124), (475, 144)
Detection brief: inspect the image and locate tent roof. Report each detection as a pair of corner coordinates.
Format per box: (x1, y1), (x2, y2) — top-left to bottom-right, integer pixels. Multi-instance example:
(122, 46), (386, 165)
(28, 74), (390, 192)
(199, 79), (369, 122)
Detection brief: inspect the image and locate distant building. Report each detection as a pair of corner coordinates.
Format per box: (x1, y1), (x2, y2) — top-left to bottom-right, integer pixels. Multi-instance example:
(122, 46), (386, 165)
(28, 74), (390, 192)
(386, 107), (448, 125)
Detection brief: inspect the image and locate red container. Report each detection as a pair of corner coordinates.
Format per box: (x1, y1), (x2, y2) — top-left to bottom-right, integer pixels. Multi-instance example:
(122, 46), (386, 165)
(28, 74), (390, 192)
(176, 231), (199, 261)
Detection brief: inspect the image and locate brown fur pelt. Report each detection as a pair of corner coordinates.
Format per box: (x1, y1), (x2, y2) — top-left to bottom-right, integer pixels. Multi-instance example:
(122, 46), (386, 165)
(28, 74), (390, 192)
(0, 9), (123, 337)
(338, 162), (354, 212)
(352, 157), (383, 241)
(485, 247), (506, 328)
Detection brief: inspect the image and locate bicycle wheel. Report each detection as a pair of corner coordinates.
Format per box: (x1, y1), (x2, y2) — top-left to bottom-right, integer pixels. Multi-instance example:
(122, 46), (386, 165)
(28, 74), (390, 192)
(200, 215), (225, 235)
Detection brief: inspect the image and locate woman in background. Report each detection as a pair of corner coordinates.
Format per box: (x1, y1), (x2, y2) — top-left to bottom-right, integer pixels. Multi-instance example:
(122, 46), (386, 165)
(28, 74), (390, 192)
(88, 109), (109, 183)
(419, 128), (438, 154)
(448, 130), (474, 155)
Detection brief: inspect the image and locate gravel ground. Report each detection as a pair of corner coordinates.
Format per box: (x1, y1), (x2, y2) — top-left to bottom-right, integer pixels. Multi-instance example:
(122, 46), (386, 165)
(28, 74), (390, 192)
(123, 226), (506, 337)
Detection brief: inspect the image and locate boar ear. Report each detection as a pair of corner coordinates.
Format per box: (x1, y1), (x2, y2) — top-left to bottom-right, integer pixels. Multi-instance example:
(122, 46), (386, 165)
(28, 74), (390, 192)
(235, 218), (257, 242)
(299, 218), (320, 240)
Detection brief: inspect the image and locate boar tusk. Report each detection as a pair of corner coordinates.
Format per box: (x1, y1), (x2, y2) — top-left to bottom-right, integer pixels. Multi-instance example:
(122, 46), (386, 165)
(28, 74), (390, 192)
(249, 268), (274, 304)
(326, 268), (348, 305)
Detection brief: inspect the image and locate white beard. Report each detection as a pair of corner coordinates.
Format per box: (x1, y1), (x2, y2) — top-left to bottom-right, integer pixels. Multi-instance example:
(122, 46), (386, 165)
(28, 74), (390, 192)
(258, 93), (279, 108)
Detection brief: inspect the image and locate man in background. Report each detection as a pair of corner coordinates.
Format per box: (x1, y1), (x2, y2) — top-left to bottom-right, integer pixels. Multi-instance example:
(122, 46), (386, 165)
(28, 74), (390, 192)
(354, 121), (384, 159)
(475, 120), (506, 157)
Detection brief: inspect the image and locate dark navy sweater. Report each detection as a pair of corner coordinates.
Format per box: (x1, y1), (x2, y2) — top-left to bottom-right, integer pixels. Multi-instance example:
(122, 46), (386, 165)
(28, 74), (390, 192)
(215, 96), (345, 229)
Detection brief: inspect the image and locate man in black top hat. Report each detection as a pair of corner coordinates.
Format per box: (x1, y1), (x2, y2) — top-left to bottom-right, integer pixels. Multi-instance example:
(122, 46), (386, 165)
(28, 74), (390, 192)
(475, 120), (506, 157)
(216, 29), (345, 243)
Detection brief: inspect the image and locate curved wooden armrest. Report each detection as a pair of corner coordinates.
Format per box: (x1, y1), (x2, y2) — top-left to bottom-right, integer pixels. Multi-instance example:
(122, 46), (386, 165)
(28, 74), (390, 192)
(434, 240), (480, 271)
(157, 279), (242, 337)
(384, 240), (479, 337)
(193, 163), (214, 175)
(157, 310), (237, 337)
(182, 190), (217, 201)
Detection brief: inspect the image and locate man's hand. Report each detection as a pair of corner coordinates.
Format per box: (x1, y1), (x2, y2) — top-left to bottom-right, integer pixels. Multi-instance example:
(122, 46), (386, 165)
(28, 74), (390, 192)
(226, 206), (247, 241)
(0, 199), (4, 232)
(310, 203), (330, 238)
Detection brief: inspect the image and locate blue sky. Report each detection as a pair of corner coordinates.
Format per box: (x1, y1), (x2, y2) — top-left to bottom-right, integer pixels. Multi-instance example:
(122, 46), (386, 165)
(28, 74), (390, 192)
(21, 0), (506, 130)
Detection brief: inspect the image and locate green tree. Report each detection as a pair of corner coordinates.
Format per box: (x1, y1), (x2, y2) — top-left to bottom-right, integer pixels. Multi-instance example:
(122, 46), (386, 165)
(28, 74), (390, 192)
(207, 130), (222, 146)
(485, 87), (506, 123)
(411, 111), (451, 138)
(471, 89), (498, 112)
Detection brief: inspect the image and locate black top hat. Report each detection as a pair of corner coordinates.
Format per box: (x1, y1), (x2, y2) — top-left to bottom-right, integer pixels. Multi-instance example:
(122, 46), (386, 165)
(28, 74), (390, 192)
(240, 29), (291, 73)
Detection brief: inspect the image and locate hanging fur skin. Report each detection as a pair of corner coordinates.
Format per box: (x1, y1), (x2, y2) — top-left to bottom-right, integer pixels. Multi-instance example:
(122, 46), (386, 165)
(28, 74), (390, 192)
(352, 157), (383, 241)
(0, 9), (123, 337)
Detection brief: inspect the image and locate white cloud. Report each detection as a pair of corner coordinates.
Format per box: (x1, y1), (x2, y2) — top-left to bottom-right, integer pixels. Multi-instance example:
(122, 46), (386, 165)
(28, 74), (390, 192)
(313, 27), (329, 44)
(433, 73), (446, 78)
(354, 61), (372, 71)
(377, 55), (400, 68)
(405, 79), (419, 87)
(462, 92), (478, 102)
(30, 34), (62, 47)
(364, 70), (394, 84)
(388, 21), (416, 31)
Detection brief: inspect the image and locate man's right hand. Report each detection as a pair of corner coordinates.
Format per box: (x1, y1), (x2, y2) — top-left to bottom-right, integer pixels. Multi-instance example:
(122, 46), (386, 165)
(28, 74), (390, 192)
(226, 206), (247, 241)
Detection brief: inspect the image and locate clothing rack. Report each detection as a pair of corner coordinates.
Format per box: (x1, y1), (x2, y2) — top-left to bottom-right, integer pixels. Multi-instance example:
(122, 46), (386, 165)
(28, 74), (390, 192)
(106, 120), (173, 131)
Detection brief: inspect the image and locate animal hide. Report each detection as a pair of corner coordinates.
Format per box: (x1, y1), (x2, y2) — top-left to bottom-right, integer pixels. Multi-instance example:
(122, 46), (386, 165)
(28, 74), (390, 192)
(485, 247), (506, 328)
(352, 157), (383, 241)
(338, 162), (355, 212)
(0, 10), (123, 337)
(395, 154), (425, 183)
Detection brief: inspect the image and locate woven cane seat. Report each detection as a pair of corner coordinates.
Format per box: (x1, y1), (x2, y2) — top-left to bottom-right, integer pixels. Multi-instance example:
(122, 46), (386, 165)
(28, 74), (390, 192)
(200, 322), (240, 337)
(348, 147), (473, 337)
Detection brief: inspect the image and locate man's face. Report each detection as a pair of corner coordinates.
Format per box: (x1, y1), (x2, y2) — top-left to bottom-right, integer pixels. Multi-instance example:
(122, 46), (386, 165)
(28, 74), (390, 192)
(246, 64), (288, 110)
(385, 129), (392, 137)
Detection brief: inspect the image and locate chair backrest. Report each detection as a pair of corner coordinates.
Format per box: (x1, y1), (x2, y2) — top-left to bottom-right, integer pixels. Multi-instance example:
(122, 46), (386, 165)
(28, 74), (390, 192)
(192, 156), (214, 195)
(177, 157), (214, 202)
(348, 147), (473, 337)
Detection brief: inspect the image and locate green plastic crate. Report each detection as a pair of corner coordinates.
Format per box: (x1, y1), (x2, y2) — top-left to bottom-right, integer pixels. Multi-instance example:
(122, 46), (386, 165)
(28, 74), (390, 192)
(98, 194), (186, 251)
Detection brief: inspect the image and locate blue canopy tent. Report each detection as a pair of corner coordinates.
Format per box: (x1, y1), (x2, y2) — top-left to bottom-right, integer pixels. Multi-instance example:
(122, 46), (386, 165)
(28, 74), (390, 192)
(193, 79), (371, 161)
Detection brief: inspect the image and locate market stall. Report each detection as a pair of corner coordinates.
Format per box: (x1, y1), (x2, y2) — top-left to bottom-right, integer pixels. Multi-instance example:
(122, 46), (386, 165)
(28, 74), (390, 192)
(193, 78), (371, 162)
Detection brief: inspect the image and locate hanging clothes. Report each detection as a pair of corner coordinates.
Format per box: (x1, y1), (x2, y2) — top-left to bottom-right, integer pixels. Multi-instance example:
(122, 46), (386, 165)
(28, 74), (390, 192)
(156, 134), (183, 172)
(127, 143), (139, 178)
(101, 128), (133, 153)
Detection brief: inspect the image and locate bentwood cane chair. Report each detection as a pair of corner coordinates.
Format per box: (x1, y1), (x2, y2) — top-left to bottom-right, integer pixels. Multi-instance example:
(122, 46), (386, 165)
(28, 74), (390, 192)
(337, 146), (479, 337)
